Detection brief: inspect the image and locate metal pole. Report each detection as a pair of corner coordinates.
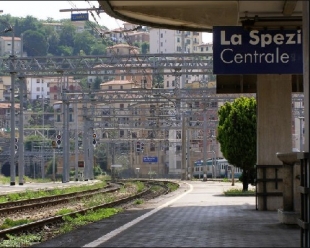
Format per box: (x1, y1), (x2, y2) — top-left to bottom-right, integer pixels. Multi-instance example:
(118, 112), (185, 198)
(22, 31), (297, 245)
(74, 97), (78, 181)
(157, 140), (160, 177)
(41, 92), (45, 179)
(302, 2), (309, 246)
(83, 105), (89, 180)
(65, 101), (70, 182)
(203, 110), (207, 181)
(62, 92), (66, 182)
(18, 76), (24, 185)
(10, 25), (16, 186)
(181, 112), (186, 180)
(52, 148), (55, 181)
(299, 116), (304, 152)
(186, 128), (190, 180)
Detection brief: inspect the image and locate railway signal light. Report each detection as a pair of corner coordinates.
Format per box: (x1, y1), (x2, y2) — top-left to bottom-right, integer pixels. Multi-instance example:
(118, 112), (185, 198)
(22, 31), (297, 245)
(52, 140), (56, 149)
(56, 134), (61, 147)
(141, 142), (144, 151)
(14, 137), (18, 151)
(136, 141), (141, 152)
(93, 133), (97, 146)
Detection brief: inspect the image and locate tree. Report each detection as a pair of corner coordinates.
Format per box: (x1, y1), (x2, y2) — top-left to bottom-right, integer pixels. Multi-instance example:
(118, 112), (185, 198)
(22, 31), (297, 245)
(91, 43), (107, 55)
(22, 30), (48, 56)
(58, 21), (76, 48)
(217, 96), (257, 191)
(73, 31), (96, 55)
(141, 42), (149, 54)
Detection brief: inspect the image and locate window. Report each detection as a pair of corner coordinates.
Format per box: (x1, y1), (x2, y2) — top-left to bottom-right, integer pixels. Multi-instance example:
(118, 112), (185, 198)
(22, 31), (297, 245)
(166, 81), (169, 87)
(176, 131), (181, 139)
(148, 130), (155, 138)
(172, 80), (175, 87)
(160, 33), (163, 38)
(120, 85), (123, 89)
(36, 87), (40, 92)
(57, 115), (61, 122)
(120, 130), (124, 137)
(176, 161), (181, 169)
(177, 37), (180, 42)
(150, 143), (156, 151)
(69, 114), (73, 122)
(160, 42), (163, 47)
(120, 103), (124, 110)
(108, 86), (112, 89)
(36, 79), (40, 83)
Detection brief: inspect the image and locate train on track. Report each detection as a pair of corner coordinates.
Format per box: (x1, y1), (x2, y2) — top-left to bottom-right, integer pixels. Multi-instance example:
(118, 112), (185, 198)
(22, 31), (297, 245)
(193, 158), (243, 179)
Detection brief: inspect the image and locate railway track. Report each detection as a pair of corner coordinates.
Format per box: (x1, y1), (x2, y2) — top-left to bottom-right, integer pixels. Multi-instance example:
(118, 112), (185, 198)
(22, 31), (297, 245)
(0, 182), (120, 216)
(0, 180), (175, 241)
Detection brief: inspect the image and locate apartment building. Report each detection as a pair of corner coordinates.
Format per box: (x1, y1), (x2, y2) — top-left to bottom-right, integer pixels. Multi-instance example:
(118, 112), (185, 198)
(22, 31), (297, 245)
(126, 31), (149, 45)
(149, 28), (202, 54)
(0, 36), (22, 57)
(42, 21), (86, 33)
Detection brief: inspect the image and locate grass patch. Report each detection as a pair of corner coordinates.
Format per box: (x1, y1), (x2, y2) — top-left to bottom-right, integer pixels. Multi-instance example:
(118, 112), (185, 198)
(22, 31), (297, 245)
(0, 234), (41, 247)
(0, 218), (33, 230)
(134, 199), (144, 204)
(0, 208), (122, 247)
(135, 181), (145, 192)
(0, 181), (107, 203)
(59, 208), (122, 234)
(167, 182), (179, 192)
(55, 208), (74, 216)
(223, 188), (255, 196)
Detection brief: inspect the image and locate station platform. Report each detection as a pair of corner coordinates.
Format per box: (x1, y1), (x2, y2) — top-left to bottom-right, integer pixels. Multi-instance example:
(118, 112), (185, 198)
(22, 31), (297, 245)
(0, 179), (100, 195)
(33, 180), (300, 247)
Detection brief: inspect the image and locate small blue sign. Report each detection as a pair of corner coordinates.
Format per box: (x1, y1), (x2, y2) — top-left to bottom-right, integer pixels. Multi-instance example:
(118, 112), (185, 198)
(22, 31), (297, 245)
(71, 13), (89, 21)
(143, 157), (158, 163)
(213, 26), (302, 74)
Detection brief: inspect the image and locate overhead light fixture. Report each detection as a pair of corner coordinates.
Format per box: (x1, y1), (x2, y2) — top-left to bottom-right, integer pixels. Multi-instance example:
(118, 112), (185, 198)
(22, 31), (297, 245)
(241, 15), (302, 30)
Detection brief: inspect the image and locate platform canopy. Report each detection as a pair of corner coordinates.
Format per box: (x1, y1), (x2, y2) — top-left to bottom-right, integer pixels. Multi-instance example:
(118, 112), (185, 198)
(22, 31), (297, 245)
(98, 1), (302, 31)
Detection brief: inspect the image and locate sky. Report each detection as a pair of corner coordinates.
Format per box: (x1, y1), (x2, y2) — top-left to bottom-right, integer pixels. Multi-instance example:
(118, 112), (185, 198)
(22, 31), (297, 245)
(1, 1), (213, 43)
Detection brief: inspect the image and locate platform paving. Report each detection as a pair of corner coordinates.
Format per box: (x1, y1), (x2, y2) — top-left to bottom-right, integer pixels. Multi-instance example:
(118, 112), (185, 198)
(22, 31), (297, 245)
(31, 180), (299, 247)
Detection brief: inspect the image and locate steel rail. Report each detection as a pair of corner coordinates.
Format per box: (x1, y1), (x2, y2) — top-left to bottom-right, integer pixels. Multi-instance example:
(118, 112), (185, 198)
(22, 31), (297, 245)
(0, 180), (172, 239)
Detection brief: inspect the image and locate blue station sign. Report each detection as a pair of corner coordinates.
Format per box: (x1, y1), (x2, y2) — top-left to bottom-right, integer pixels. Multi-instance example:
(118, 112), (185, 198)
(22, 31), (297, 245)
(213, 26), (302, 74)
(71, 13), (89, 21)
(143, 157), (158, 163)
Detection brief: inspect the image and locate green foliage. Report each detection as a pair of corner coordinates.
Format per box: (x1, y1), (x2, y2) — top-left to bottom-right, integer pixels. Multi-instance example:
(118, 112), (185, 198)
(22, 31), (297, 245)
(59, 208), (122, 234)
(217, 97), (257, 190)
(0, 181), (106, 203)
(93, 165), (103, 176)
(134, 199), (144, 204)
(0, 233), (41, 247)
(167, 182), (179, 191)
(0, 218), (32, 230)
(23, 30), (48, 56)
(24, 135), (50, 151)
(55, 208), (73, 216)
(135, 181), (145, 192)
(45, 160), (58, 175)
(223, 188), (255, 196)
